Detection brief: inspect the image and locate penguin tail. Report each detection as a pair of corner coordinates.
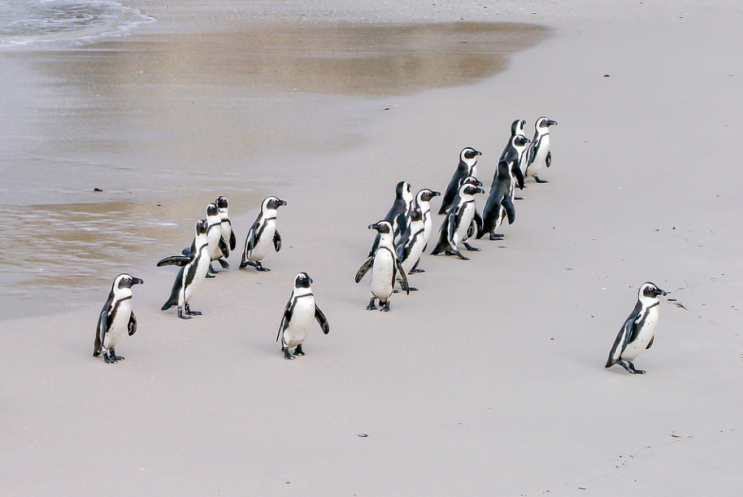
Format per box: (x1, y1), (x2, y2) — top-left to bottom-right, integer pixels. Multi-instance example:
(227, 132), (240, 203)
(93, 348), (101, 357)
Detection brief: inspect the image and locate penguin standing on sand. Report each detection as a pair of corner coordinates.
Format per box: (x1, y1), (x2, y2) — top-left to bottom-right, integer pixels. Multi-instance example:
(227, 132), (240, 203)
(214, 196), (237, 268)
(497, 127), (529, 193)
(159, 219), (211, 319)
(523, 117), (558, 183)
(408, 188), (440, 273)
(479, 160), (517, 241)
(183, 203), (226, 277)
(93, 273), (143, 364)
(396, 207), (425, 289)
(605, 282), (668, 374)
(277, 272), (330, 360)
(368, 181), (414, 257)
(431, 182), (485, 260)
(355, 220), (409, 311)
(240, 196), (287, 272)
(439, 147), (482, 214)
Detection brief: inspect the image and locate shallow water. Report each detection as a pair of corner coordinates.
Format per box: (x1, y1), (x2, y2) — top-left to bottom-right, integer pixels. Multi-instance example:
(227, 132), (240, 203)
(0, 20), (548, 318)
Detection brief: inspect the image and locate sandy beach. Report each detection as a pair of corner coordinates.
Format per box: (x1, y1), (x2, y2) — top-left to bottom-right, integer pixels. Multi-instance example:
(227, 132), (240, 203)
(1, 1), (743, 495)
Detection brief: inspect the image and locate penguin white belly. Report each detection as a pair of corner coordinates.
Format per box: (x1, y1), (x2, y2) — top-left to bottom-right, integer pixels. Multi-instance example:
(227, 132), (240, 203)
(249, 222), (276, 261)
(103, 300), (131, 351)
(371, 249), (395, 300)
(452, 204), (475, 247)
(184, 255), (210, 304)
(422, 214), (432, 246)
(622, 308), (659, 361)
(401, 234), (425, 274)
(528, 135), (550, 177)
(284, 297), (316, 348)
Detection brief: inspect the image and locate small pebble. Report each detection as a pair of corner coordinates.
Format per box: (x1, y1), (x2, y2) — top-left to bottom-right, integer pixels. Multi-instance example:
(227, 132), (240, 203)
(357, 433), (368, 438)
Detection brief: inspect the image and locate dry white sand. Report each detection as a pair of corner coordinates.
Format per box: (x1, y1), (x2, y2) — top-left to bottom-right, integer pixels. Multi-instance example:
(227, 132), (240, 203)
(2, 2), (743, 495)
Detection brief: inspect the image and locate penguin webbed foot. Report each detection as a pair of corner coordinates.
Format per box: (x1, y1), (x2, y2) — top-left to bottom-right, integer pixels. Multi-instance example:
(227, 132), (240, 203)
(185, 304), (202, 316)
(464, 242), (480, 252)
(409, 268), (425, 274)
(177, 307), (192, 319)
(283, 348), (295, 360)
(217, 258), (230, 269)
(534, 176), (549, 183)
(366, 298), (378, 311)
(489, 233), (504, 241)
(103, 351), (125, 364)
(617, 360), (646, 375)
(293, 344), (305, 356)
(255, 262), (270, 272)
(380, 301), (391, 312)
(448, 249), (469, 260)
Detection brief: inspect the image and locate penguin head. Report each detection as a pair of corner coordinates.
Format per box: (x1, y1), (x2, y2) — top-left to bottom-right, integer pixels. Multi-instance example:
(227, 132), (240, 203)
(536, 117), (558, 130)
(395, 181), (412, 200)
(195, 219), (208, 237)
(368, 220), (393, 234)
(409, 207), (423, 223)
(459, 183), (485, 197)
(206, 203), (219, 218)
(461, 176), (483, 188)
(511, 119), (526, 136)
(513, 135), (531, 147)
(461, 147), (482, 162)
(264, 196), (287, 211)
(294, 272), (313, 289)
(113, 273), (144, 292)
(639, 282), (667, 300)
(417, 189), (441, 203)
(215, 196), (229, 210)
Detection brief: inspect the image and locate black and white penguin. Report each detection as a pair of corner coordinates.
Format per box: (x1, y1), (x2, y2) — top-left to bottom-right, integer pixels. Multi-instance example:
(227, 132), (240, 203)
(479, 160), (517, 241)
(605, 282), (668, 374)
(523, 117), (558, 183)
(214, 196), (237, 268)
(498, 120), (526, 162)
(355, 220), (409, 311)
(408, 188), (440, 273)
(183, 203), (226, 277)
(396, 207), (425, 289)
(158, 219), (211, 319)
(439, 147), (482, 215)
(497, 125), (529, 193)
(368, 181), (414, 257)
(240, 196), (287, 272)
(431, 182), (485, 260)
(93, 273), (143, 364)
(277, 272), (330, 360)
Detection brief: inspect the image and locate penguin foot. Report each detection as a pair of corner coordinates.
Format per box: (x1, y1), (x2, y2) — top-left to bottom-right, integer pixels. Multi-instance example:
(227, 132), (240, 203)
(283, 348), (295, 360)
(255, 262), (270, 272)
(617, 360), (646, 374)
(218, 258), (230, 269)
(489, 233), (504, 241)
(380, 301), (391, 312)
(293, 344), (305, 356)
(464, 243), (480, 252)
(184, 304), (202, 316)
(450, 249), (469, 260)
(206, 272), (216, 279)
(408, 287), (419, 292)
(366, 298), (378, 311)
(534, 176), (549, 183)
(103, 351), (124, 364)
(177, 307), (192, 319)
(409, 268), (425, 274)
(514, 196), (524, 201)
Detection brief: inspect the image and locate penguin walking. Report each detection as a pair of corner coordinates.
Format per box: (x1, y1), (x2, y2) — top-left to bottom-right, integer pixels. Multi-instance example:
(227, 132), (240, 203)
(396, 207), (425, 290)
(277, 272), (330, 360)
(93, 273), (143, 364)
(408, 188), (440, 273)
(439, 147), (482, 215)
(431, 182), (485, 260)
(523, 117), (558, 183)
(214, 196), (237, 268)
(240, 196), (287, 272)
(355, 220), (409, 311)
(605, 282), (668, 374)
(183, 203), (226, 277)
(159, 219), (211, 319)
(368, 181), (413, 257)
(478, 160), (517, 241)
(497, 122), (529, 193)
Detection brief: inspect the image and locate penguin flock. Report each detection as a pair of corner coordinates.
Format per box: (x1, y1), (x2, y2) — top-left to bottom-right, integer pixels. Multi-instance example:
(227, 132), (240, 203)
(93, 116), (667, 373)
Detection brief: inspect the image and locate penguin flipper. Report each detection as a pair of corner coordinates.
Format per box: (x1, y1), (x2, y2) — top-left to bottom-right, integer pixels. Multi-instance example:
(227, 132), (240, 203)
(218, 237), (229, 258)
(430, 221), (449, 255)
(94, 308), (109, 356)
(513, 163), (525, 189)
(395, 259), (410, 295)
(157, 255), (191, 267)
(355, 257), (374, 283)
(368, 234), (381, 258)
(605, 313), (637, 368)
(229, 229), (236, 251)
(273, 230), (282, 252)
(503, 197), (516, 224)
(471, 210), (483, 238)
(396, 212), (408, 239)
(277, 298), (294, 342)
(546, 151), (552, 168)
(314, 306), (330, 334)
(128, 311), (137, 337)
(646, 336), (654, 350)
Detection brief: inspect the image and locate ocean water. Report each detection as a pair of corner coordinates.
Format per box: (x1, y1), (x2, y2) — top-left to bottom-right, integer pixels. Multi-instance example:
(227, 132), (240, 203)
(0, 0), (154, 48)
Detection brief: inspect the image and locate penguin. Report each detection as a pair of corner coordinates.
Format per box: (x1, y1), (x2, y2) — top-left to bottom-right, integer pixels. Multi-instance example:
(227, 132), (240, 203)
(523, 117), (558, 183)
(396, 207), (425, 289)
(497, 124), (529, 192)
(93, 273), (143, 364)
(277, 272), (330, 360)
(158, 219), (211, 319)
(183, 203), (226, 277)
(439, 147), (482, 215)
(445, 176), (484, 250)
(408, 188), (440, 273)
(431, 182), (485, 260)
(214, 196), (237, 268)
(240, 196), (287, 272)
(605, 282), (668, 374)
(368, 181), (414, 257)
(355, 220), (409, 311)
(478, 160), (517, 241)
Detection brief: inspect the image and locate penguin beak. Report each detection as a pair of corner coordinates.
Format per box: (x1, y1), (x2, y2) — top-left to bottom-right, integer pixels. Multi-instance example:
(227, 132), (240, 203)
(655, 288), (667, 297)
(475, 150), (482, 156)
(547, 120), (558, 126)
(368, 223), (379, 230)
(132, 278), (144, 285)
(433, 191), (441, 196)
(476, 187), (485, 194)
(279, 199), (287, 206)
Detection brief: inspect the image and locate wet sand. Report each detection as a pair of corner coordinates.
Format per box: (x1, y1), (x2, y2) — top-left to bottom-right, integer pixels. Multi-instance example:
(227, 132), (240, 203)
(2, 1), (743, 495)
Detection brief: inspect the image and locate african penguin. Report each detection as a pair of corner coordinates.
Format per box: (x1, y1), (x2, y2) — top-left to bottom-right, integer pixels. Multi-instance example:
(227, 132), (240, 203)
(396, 207), (425, 290)
(431, 182), (485, 260)
(369, 181), (414, 257)
(158, 219), (211, 319)
(605, 282), (668, 374)
(240, 196), (287, 272)
(523, 117), (558, 183)
(214, 196), (237, 268)
(479, 160), (517, 241)
(408, 188), (440, 273)
(93, 273), (143, 364)
(439, 147), (482, 215)
(183, 203), (225, 277)
(277, 272), (330, 360)
(355, 220), (409, 312)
